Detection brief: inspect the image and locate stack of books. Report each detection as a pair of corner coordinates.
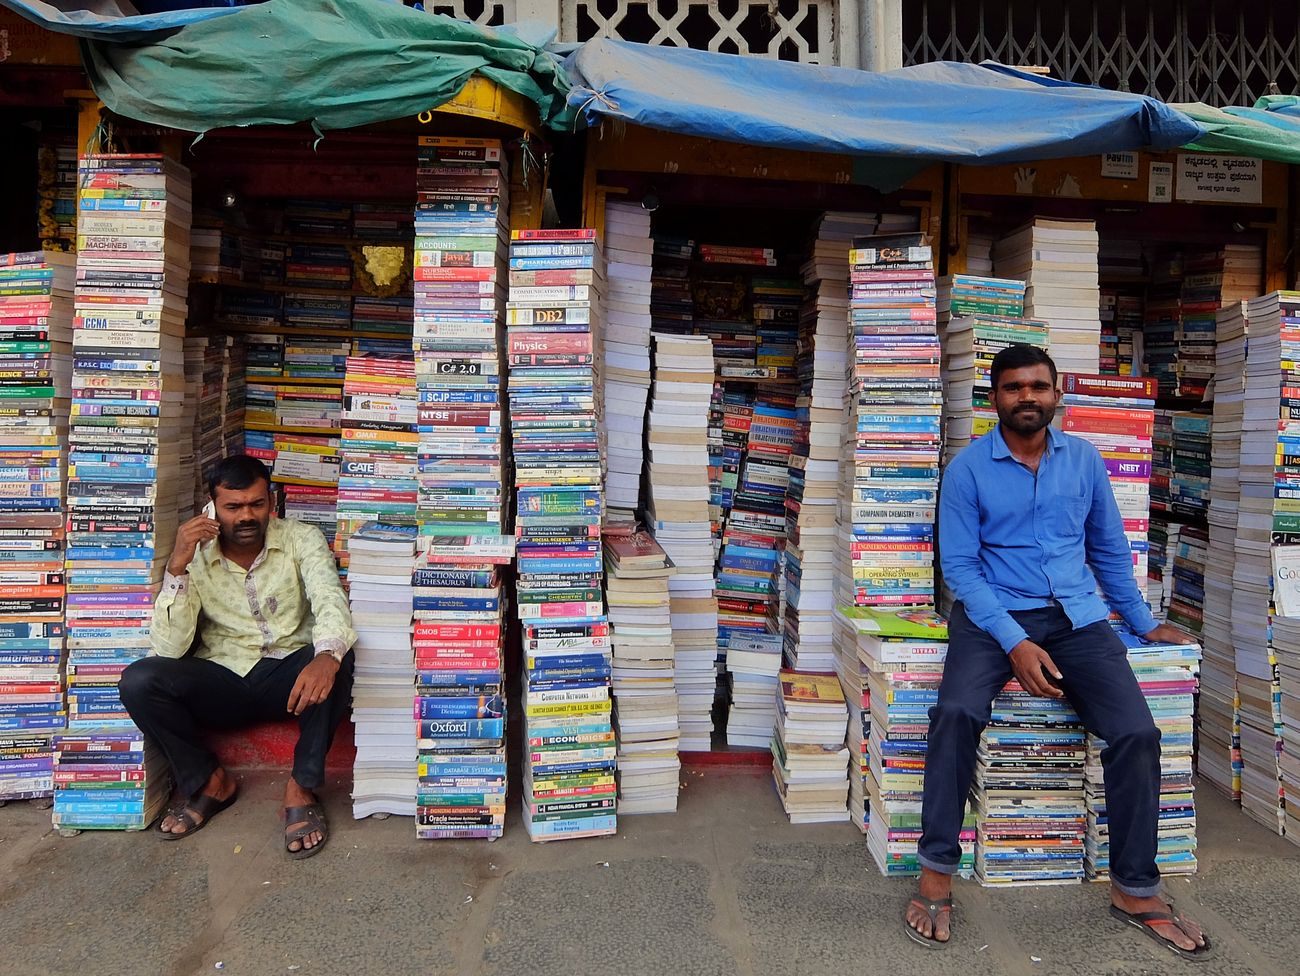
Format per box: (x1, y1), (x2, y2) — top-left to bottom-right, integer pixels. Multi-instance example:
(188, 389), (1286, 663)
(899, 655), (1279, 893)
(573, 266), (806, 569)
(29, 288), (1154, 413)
(1146, 517), (1177, 619)
(937, 273), (1026, 320)
(838, 607), (960, 871)
(1271, 614), (1300, 844)
(1198, 300), (1248, 798)
(723, 632), (783, 748)
(1166, 524), (1209, 641)
(1149, 409), (1173, 514)
(1174, 246), (1262, 398)
(785, 214), (869, 674)
(508, 228), (617, 842)
(54, 152), (190, 830)
(1099, 290), (1144, 377)
(1233, 292), (1300, 834)
(348, 523), (417, 819)
(1143, 253), (1181, 396)
(334, 354), (417, 572)
(1057, 374), (1157, 601)
(411, 135), (513, 840)
(36, 134), (77, 250)
(353, 202), (414, 242)
(352, 294), (413, 335)
(283, 243), (351, 292)
(770, 670), (850, 824)
(282, 337), (350, 379)
(649, 234), (694, 335)
(284, 198), (352, 237)
(941, 316), (1049, 464)
(0, 250), (73, 801)
(412, 538), (511, 839)
(973, 682), (1087, 886)
(751, 277), (802, 380)
(601, 200), (653, 520)
(604, 528), (681, 813)
(179, 339), (202, 519)
(1085, 632), (1202, 879)
(644, 333), (718, 752)
(839, 233), (941, 611)
(1170, 411), (1212, 519)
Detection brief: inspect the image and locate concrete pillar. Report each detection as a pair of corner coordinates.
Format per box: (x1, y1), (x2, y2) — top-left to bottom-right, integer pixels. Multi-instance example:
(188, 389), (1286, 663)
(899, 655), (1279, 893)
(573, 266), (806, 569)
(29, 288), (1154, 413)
(857, 0), (903, 72)
(514, 0), (564, 37)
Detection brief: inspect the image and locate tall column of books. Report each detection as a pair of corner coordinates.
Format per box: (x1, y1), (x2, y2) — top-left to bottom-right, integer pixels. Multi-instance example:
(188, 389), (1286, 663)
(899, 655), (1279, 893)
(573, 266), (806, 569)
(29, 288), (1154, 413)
(411, 136), (512, 840)
(1199, 301), (1248, 798)
(0, 251), (73, 802)
(800, 212), (875, 830)
(993, 218), (1101, 375)
(1272, 610), (1300, 843)
(341, 352), (419, 819)
(643, 333), (714, 770)
(53, 153), (188, 830)
(600, 200), (654, 521)
(603, 527), (679, 813)
(1234, 292), (1300, 834)
(508, 229), (616, 841)
(824, 232), (942, 844)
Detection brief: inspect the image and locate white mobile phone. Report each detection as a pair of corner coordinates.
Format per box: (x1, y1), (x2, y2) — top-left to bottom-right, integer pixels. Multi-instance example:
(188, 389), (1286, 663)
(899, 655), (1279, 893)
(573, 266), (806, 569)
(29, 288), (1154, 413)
(202, 500), (216, 519)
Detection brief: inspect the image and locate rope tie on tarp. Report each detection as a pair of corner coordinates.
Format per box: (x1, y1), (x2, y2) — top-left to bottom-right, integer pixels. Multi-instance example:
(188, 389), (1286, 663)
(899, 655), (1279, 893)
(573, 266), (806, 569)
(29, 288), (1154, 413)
(570, 86), (621, 131)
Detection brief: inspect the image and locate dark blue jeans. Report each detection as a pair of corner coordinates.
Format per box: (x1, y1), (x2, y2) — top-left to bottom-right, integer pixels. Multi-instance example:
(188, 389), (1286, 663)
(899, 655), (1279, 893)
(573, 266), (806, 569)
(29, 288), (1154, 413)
(918, 602), (1162, 896)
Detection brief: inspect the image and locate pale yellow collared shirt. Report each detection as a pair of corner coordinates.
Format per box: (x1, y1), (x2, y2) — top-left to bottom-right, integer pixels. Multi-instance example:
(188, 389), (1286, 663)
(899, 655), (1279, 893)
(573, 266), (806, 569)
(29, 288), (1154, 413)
(150, 518), (357, 677)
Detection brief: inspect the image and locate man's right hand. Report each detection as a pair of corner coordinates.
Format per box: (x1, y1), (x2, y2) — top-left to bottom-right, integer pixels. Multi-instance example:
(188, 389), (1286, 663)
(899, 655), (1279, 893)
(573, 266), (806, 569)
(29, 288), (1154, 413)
(1008, 638), (1065, 698)
(168, 515), (220, 577)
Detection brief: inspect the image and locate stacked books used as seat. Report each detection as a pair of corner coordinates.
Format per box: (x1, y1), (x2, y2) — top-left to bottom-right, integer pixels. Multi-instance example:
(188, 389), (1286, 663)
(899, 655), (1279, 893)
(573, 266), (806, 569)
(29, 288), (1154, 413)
(644, 333), (719, 752)
(55, 153), (191, 830)
(770, 669), (850, 824)
(601, 200), (653, 520)
(838, 607), (961, 872)
(411, 135), (513, 840)
(973, 682), (1087, 886)
(1085, 632), (1202, 879)
(347, 522), (417, 818)
(604, 527), (681, 813)
(508, 228), (617, 841)
(0, 250), (73, 801)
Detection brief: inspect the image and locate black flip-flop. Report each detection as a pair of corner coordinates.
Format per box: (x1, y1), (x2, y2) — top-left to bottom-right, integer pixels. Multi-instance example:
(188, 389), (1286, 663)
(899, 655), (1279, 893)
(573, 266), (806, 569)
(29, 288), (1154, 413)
(283, 803), (328, 860)
(158, 787), (238, 841)
(1109, 903), (1213, 961)
(904, 895), (953, 950)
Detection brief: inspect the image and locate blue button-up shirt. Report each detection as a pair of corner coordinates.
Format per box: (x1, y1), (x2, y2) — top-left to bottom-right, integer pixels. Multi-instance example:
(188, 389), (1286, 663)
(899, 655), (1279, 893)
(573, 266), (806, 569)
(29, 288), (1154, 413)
(938, 424), (1157, 652)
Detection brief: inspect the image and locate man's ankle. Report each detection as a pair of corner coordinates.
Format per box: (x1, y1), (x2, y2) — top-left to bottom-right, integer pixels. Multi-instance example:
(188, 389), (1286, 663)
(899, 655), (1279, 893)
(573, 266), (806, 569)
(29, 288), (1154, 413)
(918, 867), (952, 897)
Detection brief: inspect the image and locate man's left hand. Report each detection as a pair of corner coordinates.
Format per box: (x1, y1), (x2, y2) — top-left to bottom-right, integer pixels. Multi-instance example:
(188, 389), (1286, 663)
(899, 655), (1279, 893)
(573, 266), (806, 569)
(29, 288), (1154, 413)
(1142, 622), (1196, 645)
(287, 655), (340, 716)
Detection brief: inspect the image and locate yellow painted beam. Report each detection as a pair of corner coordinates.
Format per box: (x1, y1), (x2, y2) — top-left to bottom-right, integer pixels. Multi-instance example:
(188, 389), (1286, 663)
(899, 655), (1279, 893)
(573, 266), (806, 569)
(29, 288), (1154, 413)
(425, 76), (541, 136)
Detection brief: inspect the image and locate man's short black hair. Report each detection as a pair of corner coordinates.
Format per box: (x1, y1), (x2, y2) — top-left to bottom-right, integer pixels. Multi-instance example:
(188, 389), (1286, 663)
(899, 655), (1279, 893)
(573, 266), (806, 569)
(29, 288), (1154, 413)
(207, 454), (272, 498)
(990, 343), (1057, 391)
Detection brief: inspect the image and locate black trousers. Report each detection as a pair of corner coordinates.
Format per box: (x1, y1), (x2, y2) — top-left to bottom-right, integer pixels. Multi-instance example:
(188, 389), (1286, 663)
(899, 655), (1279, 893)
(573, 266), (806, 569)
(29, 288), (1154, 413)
(917, 603), (1163, 897)
(119, 645), (354, 797)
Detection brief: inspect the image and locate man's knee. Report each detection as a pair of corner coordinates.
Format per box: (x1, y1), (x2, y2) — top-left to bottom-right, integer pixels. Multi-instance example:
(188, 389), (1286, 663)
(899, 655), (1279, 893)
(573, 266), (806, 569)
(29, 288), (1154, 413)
(118, 656), (169, 708)
(929, 698), (989, 733)
(1107, 721), (1161, 755)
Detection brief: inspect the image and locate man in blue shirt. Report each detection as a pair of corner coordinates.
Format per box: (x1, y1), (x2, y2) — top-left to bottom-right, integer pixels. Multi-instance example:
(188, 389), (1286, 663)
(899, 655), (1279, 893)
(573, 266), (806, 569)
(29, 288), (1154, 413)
(905, 344), (1211, 960)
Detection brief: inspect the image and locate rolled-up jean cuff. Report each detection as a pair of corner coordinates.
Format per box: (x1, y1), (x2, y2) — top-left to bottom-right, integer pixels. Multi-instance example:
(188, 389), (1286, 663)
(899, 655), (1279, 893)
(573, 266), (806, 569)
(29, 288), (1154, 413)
(917, 853), (961, 876)
(1111, 877), (1162, 898)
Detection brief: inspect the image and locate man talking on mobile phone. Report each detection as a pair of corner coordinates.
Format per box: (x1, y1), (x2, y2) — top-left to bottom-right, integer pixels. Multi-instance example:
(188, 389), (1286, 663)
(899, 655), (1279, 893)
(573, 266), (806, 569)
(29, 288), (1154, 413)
(904, 345), (1211, 960)
(119, 455), (356, 858)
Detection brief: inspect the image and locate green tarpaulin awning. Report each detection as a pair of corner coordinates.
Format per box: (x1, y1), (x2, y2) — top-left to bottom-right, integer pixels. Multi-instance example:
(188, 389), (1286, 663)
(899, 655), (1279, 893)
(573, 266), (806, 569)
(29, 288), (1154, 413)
(1178, 100), (1300, 164)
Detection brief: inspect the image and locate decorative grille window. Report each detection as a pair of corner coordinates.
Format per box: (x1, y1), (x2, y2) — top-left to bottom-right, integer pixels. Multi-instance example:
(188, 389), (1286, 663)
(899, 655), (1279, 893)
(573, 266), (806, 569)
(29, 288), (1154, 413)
(903, 1), (1300, 107)
(560, 0), (839, 65)
(415, 1), (515, 27)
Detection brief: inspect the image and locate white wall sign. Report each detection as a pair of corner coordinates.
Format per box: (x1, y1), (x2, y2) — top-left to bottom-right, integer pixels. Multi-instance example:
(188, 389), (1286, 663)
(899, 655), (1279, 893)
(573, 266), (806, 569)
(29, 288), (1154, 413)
(1175, 153), (1263, 203)
(1101, 151), (1139, 180)
(1148, 162), (1173, 203)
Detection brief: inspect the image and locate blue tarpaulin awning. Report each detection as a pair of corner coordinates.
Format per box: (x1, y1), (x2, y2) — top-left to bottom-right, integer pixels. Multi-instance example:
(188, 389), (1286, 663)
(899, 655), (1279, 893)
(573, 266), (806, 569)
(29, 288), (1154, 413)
(0, 0), (245, 41)
(563, 41), (1203, 184)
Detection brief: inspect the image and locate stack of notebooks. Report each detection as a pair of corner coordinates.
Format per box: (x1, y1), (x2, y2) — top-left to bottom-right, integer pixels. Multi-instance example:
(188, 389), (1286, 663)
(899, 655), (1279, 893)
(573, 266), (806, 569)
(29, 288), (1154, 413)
(347, 523), (417, 818)
(410, 135), (513, 840)
(839, 233), (941, 611)
(1085, 632), (1202, 879)
(334, 354), (417, 573)
(54, 153), (190, 830)
(973, 682), (1087, 886)
(0, 250), (73, 801)
(941, 315), (1048, 464)
(785, 213), (869, 673)
(993, 218), (1101, 375)
(770, 670), (850, 824)
(1199, 300), (1249, 798)
(1057, 374), (1156, 601)
(604, 528), (681, 813)
(508, 228), (617, 842)
(601, 200), (653, 519)
(1170, 411), (1212, 519)
(837, 607), (958, 870)
(1233, 292), (1300, 834)
(644, 333), (718, 752)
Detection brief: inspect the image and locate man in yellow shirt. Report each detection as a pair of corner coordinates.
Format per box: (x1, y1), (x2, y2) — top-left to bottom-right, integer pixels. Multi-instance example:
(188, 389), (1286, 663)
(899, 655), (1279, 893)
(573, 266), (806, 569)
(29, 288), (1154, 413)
(120, 455), (357, 858)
